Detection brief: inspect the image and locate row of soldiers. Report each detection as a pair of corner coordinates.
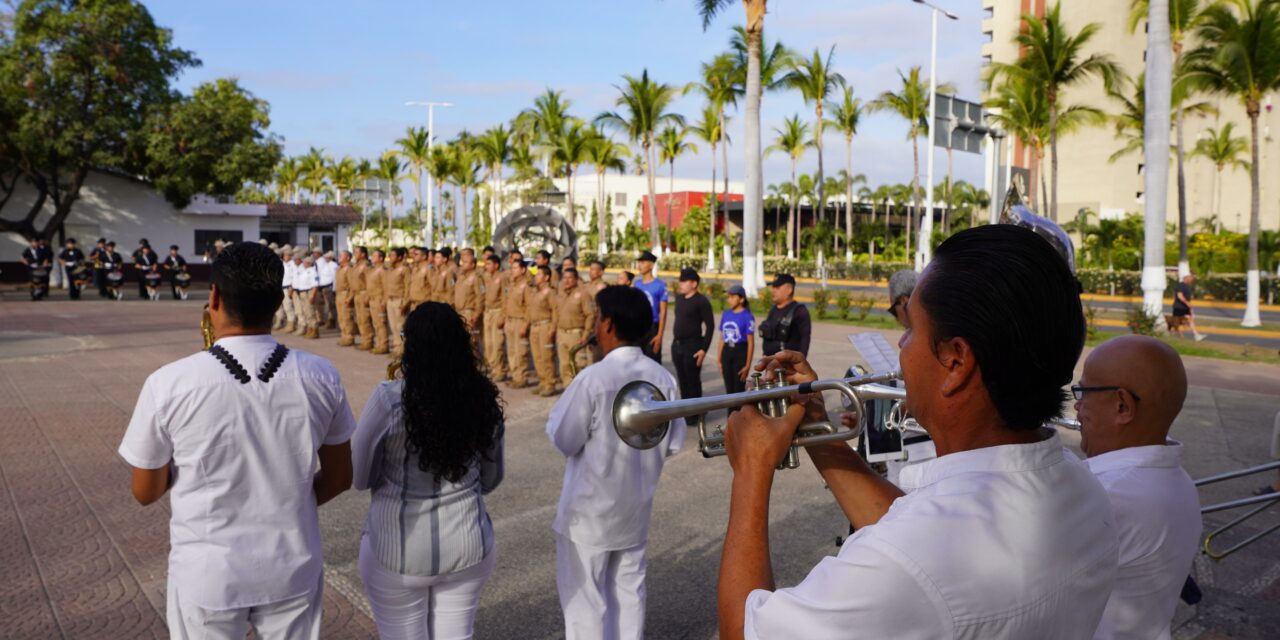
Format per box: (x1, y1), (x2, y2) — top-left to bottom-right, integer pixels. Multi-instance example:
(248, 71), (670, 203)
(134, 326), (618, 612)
(326, 245), (608, 396)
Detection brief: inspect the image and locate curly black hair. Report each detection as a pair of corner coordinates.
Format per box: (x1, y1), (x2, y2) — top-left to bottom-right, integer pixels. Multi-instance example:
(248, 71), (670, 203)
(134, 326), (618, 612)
(212, 242), (284, 328)
(400, 302), (505, 483)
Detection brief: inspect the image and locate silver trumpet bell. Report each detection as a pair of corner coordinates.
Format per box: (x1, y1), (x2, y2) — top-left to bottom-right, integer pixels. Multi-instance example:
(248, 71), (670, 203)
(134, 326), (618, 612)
(612, 370), (906, 469)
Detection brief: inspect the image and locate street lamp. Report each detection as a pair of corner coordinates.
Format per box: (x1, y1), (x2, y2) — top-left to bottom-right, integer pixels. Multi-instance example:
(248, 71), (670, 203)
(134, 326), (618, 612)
(405, 101), (453, 246)
(911, 0), (958, 270)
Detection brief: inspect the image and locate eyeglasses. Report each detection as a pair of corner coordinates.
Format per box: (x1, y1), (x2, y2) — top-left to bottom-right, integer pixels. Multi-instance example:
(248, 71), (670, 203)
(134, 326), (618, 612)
(1070, 385), (1141, 402)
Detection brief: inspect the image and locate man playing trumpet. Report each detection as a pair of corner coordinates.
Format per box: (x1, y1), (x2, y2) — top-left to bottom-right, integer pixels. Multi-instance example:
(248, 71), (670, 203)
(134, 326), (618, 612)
(718, 225), (1119, 639)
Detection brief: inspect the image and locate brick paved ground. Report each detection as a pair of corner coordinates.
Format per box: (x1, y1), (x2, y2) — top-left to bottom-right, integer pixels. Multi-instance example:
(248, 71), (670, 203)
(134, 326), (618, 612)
(2, 292), (1279, 639)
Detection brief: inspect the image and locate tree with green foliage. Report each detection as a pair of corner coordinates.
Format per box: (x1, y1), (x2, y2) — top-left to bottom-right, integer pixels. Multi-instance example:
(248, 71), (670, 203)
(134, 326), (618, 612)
(396, 126), (431, 224)
(595, 69), (684, 252)
(872, 67), (935, 259)
(1186, 0), (1280, 326)
(1190, 122), (1250, 223)
(827, 85), (865, 262)
(657, 124), (697, 248)
(766, 115), (811, 259)
(784, 45), (844, 231)
(585, 131), (627, 255)
(0, 0), (199, 240)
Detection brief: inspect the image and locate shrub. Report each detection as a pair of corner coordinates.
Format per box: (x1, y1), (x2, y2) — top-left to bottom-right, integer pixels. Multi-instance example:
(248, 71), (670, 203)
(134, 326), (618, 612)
(756, 284), (774, 314)
(1084, 305), (1099, 342)
(813, 288), (830, 319)
(854, 295), (876, 321)
(708, 281), (726, 306)
(836, 290), (852, 320)
(1125, 305), (1159, 336)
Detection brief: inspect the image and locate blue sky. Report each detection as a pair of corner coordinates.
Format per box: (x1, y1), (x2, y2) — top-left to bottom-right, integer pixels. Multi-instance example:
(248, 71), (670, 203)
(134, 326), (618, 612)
(145, 0), (987, 193)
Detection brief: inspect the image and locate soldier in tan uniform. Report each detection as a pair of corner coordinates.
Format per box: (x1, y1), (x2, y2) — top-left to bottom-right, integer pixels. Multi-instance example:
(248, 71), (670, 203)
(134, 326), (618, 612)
(334, 250), (356, 346)
(431, 247), (455, 304)
(586, 259), (608, 298)
(558, 257), (577, 293)
(367, 249), (390, 355)
(406, 247), (433, 311)
(480, 254), (507, 380)
(503, 259), (533, 389)
(350, 246), (373, 351)
(527, 267), (558, 397)
(384, 248), (411, 356)
(453, 250), (484, 346)
(555, 267), (597, 387)
(533, 250), (559, 292)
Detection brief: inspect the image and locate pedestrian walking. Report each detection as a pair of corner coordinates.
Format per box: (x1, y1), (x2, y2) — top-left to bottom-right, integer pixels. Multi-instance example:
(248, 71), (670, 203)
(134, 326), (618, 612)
(718, 285), (755, 405)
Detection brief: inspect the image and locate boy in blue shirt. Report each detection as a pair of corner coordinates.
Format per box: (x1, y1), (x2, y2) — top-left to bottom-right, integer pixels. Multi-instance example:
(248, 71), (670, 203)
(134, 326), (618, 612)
(632, 250), (667, 363)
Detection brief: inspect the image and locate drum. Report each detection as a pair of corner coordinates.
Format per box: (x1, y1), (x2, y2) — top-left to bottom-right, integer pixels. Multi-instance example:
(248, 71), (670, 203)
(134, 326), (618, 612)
(106, 270), (124, 284)
(144, 272), (162, 286)
(175, 272), (192, 287)
(69, 265), (91, 284)
(30, 267), (49, 284)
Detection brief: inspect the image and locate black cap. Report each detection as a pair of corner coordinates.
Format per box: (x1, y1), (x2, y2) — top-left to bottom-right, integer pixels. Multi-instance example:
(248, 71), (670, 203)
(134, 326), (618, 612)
(678, 267), (700, 282)
(768, 273), (796, 287)
(638, 250), (658, 263)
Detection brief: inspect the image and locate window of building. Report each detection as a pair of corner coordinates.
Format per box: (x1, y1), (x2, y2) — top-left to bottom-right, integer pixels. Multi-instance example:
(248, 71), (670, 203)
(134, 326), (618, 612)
(615, 192), (627, 207)
(194, 229), (244, 258)
(982, 54), (993, 67)
(983, 7), (994, 18)
(1138, 163), (1144, 175)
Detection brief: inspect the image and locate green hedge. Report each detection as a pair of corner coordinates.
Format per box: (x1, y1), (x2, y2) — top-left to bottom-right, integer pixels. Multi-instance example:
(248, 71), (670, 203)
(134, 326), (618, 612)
(1075, 269), (1278, 302)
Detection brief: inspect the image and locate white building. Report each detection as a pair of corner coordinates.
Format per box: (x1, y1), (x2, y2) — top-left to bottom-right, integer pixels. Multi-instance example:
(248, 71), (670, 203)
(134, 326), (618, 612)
(1, 170), (357, 273)
(548, 174), (745, 237)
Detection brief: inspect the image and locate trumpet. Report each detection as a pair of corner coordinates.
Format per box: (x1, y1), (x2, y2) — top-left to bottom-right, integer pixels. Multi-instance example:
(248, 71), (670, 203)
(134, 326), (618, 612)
(567, 333), (598, 377)
(613, 369), (905, 469)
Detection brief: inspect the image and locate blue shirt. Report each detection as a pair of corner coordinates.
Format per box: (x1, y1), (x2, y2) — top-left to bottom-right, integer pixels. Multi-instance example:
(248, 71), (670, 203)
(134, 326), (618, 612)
(720, 308), (755, 346)
(634, 277), (668, 324)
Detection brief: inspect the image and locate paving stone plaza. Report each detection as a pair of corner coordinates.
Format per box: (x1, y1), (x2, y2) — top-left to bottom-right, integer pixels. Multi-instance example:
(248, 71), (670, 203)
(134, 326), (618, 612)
(1, 296), (1278, 639)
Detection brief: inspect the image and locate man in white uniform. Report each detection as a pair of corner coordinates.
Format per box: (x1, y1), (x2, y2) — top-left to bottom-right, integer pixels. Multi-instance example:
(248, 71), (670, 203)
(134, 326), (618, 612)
(718, 225), (1119, 640)
(294, 255), (320, 339)
(276, 247), (297, 332)
(118, 241), (355, 639)
(316, 249), (338, 329)
(546, 285), (686, 640)
(1075, 335), (1201, 640)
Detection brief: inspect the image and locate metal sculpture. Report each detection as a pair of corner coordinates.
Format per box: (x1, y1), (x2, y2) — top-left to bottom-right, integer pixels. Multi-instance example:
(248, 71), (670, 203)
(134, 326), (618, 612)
(491, 205), (578, 262)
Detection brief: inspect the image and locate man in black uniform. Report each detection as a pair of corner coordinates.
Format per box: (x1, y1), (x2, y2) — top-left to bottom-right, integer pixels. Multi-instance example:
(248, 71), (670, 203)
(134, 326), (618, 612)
(758, 273), (812, 357)
(133, 238), (155, 299)
(20, 237), (53, 300)
(104, 241), (124, 299)
(58, 238), (87, 300)
(90, 238), (110, 298)
(163, 244), (189, 300)
(671, 267), (715, 427)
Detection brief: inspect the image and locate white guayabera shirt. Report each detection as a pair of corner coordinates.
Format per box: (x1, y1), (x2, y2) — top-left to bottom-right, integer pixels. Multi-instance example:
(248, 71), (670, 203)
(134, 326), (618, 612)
(118, 335), (356, 610)
(546, 345), (686, 550)
(745, 430), (1120, 640)
(1086, 441), (1200, 640)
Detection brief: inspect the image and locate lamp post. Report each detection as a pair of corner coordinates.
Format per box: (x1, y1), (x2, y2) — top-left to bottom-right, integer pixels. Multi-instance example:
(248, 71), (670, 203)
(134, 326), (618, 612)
(911, 0), (957, 270)
(405, 101), (453, 247)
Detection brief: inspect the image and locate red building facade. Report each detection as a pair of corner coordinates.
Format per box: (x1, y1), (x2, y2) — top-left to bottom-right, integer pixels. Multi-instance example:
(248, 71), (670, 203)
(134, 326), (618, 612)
(640, 191), (744, 230)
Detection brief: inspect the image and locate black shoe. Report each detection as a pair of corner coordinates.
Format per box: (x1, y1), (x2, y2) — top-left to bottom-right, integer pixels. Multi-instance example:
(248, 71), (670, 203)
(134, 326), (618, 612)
(1252, 485), (1280, 497)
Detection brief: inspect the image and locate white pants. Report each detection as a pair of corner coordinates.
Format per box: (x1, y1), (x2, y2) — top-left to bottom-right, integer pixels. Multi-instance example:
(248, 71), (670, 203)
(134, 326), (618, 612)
(555, 533), (648, 640)
(358, 535), (495, 640)
(165, 576), (322, 640)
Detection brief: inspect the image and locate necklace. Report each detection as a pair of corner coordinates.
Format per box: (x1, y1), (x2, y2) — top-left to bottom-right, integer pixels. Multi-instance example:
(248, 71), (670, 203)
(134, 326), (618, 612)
(207, 343), (289, 384)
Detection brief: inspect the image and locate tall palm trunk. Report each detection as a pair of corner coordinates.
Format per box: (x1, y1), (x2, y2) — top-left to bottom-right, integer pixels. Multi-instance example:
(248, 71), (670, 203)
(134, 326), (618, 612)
(844, 135), (854, 263)
(644, 139), (660, 251)
(783, 160), (793, 259)
(667, 160), (676, 250)
(721, 113), (730, 271)
(815, 103), (826, 228)
(566, 169), (576, 245)
(1048, 89), (1060, 222)
(597, 168), (608, 255)
(708, 137), (718, 270)
(908, 135), (919, 260)
(1175, 108), (1190, 278)
(1243, 108), (1262, 326)
(460, 185), (469, 247)
(742, 4), (764, 292)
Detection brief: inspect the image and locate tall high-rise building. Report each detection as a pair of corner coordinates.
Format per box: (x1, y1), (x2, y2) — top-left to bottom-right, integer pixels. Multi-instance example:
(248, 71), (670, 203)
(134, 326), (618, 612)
(981, 0), (1280, 235)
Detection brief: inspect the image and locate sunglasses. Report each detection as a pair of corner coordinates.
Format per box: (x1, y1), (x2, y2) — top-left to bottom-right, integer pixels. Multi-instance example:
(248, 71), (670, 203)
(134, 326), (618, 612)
(1070, 385), (1141, 402)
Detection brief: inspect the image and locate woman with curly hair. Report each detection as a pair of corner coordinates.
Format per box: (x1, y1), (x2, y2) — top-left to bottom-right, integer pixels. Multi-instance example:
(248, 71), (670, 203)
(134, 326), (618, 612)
(351, 302), (505, 638)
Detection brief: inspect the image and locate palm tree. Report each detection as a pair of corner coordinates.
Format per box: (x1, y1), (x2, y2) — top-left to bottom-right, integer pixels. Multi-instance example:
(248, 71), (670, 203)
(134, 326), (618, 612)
(698, 1), (767, 292)
(585, 132), (628, 255)
(766, 115), (811, 259)
(595, 69), (684, 252)
(426, 144), (454, 244)
(552, 119), (593, 233)
(872, 67), (933, 260)
(395, 127), (431, 229)
(299, 147), (329, 204)
(374, 154), (404, 243)
(274, 157), (302, 204)
(519, 89), (572, 175)
(1191, 123), (1250, 224)
(991, 2), (1119, 221)
(1186, 0), (1280, 327)
(985, 75), (1050, 211)
(1130, 0), (1205, 277)
(327, 156), (358, 206)
(656, 125), (697, 250)
(784, 45), (845, 232)
(474, 125), (512, 228)
(687, 52), (741, 270)
(451, 144), (484, 247)
(827, 85), (864, 263)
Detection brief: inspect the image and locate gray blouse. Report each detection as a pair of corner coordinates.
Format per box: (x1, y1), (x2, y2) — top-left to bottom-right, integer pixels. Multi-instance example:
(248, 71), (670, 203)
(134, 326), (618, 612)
(352, 380), (503, 577)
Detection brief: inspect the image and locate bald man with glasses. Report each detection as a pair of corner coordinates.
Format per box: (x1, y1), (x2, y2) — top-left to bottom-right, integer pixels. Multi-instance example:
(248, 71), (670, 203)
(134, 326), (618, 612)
(1074, 335), (1201, 640)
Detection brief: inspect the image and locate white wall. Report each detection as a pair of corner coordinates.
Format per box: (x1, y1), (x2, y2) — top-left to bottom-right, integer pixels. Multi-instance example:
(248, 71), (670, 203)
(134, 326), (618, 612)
(1, 172), (261, 262)
(549, 174), (746, 238)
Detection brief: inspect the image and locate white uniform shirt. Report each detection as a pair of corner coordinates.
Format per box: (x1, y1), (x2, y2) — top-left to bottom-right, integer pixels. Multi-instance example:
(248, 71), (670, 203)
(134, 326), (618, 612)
(281, 259), (295, 289)
(1086, 442), (1201, 640)
(745, 430), (1119, 640)
(295, 265), (318, 291)
(118, 335), (357, 610)
(546, 345), (686, 550)
(317, 257), (337, 287)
